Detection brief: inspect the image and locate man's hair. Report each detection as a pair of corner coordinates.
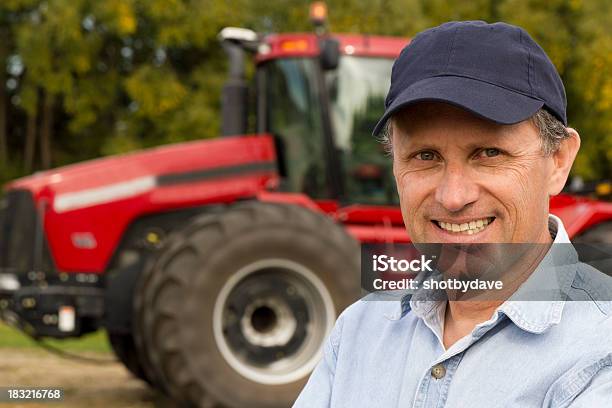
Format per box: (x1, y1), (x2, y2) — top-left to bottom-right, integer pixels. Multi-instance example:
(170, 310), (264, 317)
(379, 108), (570, 156)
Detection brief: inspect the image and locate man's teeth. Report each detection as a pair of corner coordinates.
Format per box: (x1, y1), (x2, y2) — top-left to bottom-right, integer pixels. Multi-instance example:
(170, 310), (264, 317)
(437, 218), (493, 235)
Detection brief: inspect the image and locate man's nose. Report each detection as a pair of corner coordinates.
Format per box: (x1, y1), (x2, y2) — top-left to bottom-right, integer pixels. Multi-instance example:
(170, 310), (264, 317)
(434, 165), (480, 212)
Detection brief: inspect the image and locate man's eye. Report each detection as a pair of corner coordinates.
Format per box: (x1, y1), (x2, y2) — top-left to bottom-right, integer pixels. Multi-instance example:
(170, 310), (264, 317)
(416, 151), (436, 161)
(479, 148), (501, 158)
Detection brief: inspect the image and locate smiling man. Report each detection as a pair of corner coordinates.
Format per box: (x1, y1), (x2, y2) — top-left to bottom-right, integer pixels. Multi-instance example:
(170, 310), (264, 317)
(294, 21), (612, 407)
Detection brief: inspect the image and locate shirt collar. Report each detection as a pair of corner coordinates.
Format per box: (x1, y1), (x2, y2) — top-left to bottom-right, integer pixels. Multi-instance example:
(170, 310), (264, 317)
(388, 215), (579, 335)
(500, 214), (577, 333)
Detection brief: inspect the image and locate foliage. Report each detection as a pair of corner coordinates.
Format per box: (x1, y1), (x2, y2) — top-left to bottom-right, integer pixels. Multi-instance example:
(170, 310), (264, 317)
(0, 0), (609, 183)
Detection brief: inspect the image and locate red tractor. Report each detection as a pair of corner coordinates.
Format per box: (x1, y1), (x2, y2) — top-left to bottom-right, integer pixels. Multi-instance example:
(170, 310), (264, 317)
(0, 13), (610, 408)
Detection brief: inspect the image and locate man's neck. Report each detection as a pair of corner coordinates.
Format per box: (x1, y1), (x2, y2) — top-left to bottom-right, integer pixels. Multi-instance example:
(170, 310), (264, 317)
(443, 300), (502, 349)
(442, 226), (554, 349)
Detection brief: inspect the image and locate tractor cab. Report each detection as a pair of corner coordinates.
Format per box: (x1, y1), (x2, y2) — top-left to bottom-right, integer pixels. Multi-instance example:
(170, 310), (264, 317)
(219, 23), (406, 207)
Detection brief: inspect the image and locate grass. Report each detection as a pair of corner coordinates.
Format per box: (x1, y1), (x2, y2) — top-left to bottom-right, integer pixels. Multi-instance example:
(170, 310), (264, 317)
(0, 322), (112, 354)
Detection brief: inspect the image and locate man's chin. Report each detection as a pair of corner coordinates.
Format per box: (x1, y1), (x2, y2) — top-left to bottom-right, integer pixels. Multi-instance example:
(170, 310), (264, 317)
(437, 244), (499, 278)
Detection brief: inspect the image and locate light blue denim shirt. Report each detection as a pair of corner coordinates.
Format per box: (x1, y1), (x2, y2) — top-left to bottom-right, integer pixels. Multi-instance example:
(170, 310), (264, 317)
(294, 216), (612, 407)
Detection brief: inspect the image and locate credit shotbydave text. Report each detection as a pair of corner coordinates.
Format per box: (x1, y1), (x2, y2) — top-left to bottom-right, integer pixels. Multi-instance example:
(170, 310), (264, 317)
(372, 278), (504, 292)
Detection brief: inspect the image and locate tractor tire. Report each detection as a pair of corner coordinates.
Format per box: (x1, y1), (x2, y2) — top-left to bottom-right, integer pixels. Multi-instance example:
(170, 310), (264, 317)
(105, 260), (163, 389)
(107, 331), (153, 385)
(136, 202), (360, 408)
(573, 222), (612, 272)
(132, 256), (172, 394)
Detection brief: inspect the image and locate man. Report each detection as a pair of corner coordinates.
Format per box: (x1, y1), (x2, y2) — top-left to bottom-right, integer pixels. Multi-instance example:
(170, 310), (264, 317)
(294, 21), (612, 407)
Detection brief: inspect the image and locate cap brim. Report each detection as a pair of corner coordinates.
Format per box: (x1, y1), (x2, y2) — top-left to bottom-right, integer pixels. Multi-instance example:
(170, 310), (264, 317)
(372, 75), (544, 136)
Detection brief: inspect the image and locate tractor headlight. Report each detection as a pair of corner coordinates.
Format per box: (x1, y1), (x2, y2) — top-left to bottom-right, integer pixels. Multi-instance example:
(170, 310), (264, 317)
(0, 273), (20, 292)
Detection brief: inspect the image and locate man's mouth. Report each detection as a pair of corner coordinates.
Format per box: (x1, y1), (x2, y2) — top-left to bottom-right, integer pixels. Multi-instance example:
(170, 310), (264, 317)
(433, 217), (496, 235)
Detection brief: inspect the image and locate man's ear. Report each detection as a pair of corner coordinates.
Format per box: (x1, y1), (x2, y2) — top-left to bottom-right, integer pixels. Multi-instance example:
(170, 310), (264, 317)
(548, 128), (581, 196)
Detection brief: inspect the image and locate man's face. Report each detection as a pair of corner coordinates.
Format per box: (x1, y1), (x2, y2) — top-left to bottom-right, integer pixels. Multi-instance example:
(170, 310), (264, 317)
(392, 102), (557, 246)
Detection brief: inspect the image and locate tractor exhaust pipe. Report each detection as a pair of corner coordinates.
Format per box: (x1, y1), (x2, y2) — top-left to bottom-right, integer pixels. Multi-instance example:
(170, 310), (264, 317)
(218, 28), (259, 137)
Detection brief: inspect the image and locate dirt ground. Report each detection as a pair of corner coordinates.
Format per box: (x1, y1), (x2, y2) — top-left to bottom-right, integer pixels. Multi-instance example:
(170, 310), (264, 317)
(0, 348), (175, 408)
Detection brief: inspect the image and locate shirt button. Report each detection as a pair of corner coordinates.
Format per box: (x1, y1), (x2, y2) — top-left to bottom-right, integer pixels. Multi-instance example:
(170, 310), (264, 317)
(431, 364), (446, 379)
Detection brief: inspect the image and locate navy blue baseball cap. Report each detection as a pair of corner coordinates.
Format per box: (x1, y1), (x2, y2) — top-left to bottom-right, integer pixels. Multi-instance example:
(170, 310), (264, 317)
(372, 21), (567, 136)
